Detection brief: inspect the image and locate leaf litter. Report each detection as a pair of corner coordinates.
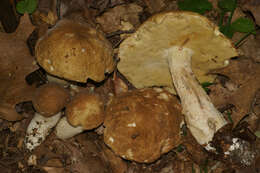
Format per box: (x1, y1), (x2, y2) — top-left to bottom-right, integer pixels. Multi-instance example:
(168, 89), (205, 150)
(0, 0), (259, 172)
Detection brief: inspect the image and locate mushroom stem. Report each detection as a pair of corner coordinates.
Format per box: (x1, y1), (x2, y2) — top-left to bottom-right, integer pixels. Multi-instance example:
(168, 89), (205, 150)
(55, 116), (84, 140)
(25, 112), (62, 151)
(167, 46), (227, 146)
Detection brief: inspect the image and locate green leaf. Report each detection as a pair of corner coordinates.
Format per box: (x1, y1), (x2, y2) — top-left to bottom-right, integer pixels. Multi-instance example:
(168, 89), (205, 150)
(219, 24), (235, 38)
(218, 0), (237, 12)
(16, 0), (27, 14)
(176, 144), (184, 152)
(231, 17), (256, 34)
(255, 131), (260, 138)
(201, 82), (213, 94)
(16, 0), (37, 14)
(178, 0), (213, 14)
(226, 112), (233, 124)
(201, 82), (213, 88)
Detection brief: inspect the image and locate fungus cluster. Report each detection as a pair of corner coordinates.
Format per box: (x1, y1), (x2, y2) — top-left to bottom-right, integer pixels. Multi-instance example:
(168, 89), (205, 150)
(24, 10), (253, 166)
(25, 18), (115, 151)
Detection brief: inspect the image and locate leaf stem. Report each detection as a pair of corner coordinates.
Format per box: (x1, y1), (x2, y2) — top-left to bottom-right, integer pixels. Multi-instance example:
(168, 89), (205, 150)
(235, 32), (251, 48)
(218, 11), (225, 27)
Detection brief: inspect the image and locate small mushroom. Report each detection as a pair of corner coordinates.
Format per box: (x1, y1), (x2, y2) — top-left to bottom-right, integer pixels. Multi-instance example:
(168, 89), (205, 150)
(55, 92), (104, 139)
(117, 11), (238, 147)
(25, 83), (70, 151)
(35, 18), (115, 83)
(104, 88), (182, 163)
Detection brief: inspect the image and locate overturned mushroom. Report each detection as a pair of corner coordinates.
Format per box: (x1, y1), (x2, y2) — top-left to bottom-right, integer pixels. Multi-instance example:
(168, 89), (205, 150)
(25, 83), (70, 151)
(55, 92), (104, 139)
(104, 88), (182, 163)
(118, 11), (238, 147)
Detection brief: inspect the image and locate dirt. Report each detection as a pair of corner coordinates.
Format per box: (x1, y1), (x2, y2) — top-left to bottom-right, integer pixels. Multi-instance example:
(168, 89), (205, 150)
(0, 0), (259, 172)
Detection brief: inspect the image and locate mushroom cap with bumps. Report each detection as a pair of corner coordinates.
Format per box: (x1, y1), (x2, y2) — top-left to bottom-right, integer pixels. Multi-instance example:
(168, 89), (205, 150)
(104, 87), (183, 163)
(118, 11), (238, 93)
(32, 83), (70, 117)
(35, 19), (115, 83)
(66, 92), (104, 130)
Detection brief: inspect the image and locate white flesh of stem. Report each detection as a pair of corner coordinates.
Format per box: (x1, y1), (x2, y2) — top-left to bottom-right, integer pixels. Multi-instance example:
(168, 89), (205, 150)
(55, 116), (84, 140)
(167, 46), (227, 145)
(25, 112), (62, 151)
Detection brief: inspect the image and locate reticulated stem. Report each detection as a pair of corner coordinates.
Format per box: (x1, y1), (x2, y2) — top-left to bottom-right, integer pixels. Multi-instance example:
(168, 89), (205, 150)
(25, 112), (62, 151)
(55, 116), (84, 140)
(167, 46), (227, 145)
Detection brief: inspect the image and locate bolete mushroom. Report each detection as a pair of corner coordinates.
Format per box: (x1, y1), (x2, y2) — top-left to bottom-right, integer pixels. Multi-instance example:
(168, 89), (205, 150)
(104, 87), (182, 163)
(25, 83), (70, 151)
(117, 12), (238, 147)
(55, 92), (104, 139)
(35, 18), (115, 83)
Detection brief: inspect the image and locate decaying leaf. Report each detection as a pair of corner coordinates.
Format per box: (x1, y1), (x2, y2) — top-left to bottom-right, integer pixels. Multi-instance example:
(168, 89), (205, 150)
(96, 3), (143, 33)
(210, 57), (260, 126)
(0, 14), (38, 121)
(243, 0), (260, 26)
(232, 32), (260, 62)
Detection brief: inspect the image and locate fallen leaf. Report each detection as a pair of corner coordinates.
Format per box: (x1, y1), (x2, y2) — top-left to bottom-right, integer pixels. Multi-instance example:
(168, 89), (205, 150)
(96, 3), (143, 33)
(102, 144), (127, 173)
(210, 58), (260, 126)
(0, 14), (38, 121)
(242, 0), (260, 26)
(232, 32), (260, 63)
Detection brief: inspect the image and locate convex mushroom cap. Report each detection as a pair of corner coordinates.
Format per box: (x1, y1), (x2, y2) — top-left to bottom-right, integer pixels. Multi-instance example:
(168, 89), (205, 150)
(104, 88), (182, 163)
(35, 19), (115, 83)
(55, 92), (105, 139)
(118, 11), (238, 92)
(32, 83), (70, 117)
(66, 92), (104, 129)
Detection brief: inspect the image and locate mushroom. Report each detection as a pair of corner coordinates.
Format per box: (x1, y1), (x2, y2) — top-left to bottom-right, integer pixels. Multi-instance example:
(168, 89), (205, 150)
(117, 12), (238, 147)
(35, 18), (115, 83)
(104, 87), (182, 163)
(25, 83), (70, 151)
(31, 17), (115, 142)
(55, 92), (104, 139)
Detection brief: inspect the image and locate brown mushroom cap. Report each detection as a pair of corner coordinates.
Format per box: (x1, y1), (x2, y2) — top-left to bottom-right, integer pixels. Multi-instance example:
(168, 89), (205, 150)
(118, 11), (238, 93)
(66, 92), (104, 130)
(32, 83), (70, 117)
(104, 88), (182, 163)
(35, 19), (115, 83)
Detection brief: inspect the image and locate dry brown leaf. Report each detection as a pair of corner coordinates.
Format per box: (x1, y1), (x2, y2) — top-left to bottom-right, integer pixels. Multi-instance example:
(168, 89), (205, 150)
(96, 3), (143, 33)
(0, 14), (38, 121)
(242, 0), (260, 26)
(232, 32), (260, 62)
(143, 0), (179, 14)
(102, 144), (127, 173)
(210, 58), (260, 126)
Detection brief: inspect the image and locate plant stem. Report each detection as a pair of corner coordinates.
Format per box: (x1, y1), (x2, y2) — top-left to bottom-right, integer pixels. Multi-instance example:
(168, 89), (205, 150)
(235, 32), (251, 48)
(227, 0), (237, 26)
(218, 11), (225, 27)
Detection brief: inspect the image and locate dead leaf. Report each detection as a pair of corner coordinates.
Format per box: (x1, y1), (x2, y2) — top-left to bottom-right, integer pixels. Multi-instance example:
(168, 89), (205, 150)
(102, 144), (127, 173)
(232, 32), (260, 63)
(96, 3), (143, 33)
(210, 58), (260, 126)
(242, 0), (260, 26)
(0, 14), (38, 121)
